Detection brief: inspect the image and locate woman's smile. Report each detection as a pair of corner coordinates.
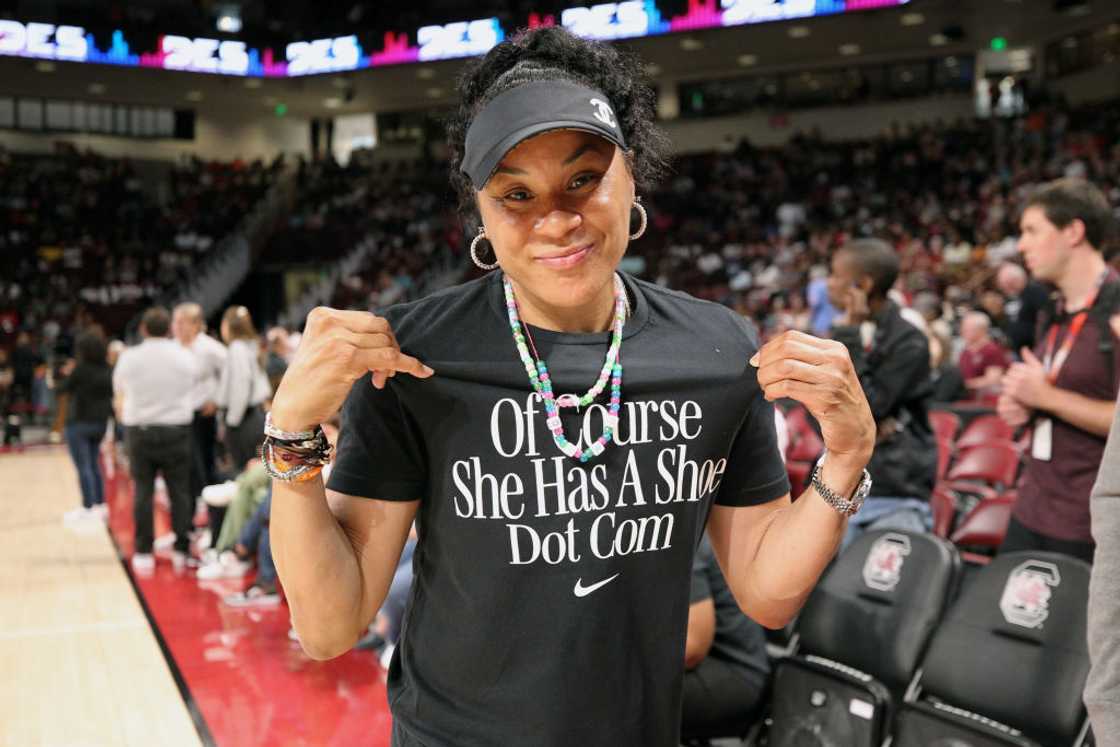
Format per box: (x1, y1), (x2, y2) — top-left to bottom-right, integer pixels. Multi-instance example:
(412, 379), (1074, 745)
(535, 242), (595, 270)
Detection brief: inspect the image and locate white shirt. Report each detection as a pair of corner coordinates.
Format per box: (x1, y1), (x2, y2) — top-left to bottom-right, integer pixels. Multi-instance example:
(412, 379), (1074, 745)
(184, 333), (227, 412)
(217, 339), (270, 427)
(113, 338), (199, 426)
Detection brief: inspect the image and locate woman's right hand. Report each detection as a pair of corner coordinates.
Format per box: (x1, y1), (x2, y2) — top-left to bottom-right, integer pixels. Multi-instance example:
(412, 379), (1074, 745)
(270, 307), (434, 432)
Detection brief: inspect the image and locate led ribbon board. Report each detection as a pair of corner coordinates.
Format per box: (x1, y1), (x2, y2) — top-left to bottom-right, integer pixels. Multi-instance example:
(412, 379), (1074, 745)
(0, 1), (907, 77)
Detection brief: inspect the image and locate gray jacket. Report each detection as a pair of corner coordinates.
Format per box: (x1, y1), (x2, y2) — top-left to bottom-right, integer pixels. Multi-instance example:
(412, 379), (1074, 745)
(1086, 403), (1120, 744)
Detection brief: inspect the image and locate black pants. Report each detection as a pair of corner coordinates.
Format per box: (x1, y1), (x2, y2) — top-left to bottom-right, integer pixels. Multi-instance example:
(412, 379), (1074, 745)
(681, 657), (768, 742)
(190, 411), (225, 538)
(126, 425), (193, 554)
(225, 406), (265, 470)
(190, 411), (219, 497)
(999, 517), (1095, 564)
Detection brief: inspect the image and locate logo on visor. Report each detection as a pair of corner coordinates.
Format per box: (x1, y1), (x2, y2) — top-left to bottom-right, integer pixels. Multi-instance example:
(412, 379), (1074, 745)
(589, 98), (617, 129)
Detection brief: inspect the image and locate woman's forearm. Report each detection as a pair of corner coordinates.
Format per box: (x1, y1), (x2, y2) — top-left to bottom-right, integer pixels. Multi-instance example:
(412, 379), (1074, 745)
(270, 476), (375, 659)
(744, 458), (857, 626)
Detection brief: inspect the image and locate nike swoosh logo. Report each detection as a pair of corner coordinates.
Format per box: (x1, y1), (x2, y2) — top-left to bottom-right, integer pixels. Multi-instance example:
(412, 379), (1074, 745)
(573, 573), (621, 598)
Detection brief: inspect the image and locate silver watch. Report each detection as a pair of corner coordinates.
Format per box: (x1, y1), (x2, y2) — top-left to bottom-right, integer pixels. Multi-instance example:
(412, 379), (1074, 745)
(810, 450), (872, 517)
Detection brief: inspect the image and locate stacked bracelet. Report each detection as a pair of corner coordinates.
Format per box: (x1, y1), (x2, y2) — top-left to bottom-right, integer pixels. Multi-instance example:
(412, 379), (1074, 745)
(262, 412), (333, 482)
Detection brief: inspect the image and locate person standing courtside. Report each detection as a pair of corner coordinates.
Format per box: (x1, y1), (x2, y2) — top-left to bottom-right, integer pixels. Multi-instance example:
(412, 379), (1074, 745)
(216, 306), (269, 470)
(113, 307), (198, 574)
(998, 178), (1120, 563)
(172, 302), (228, 538)
(828, 238), (937, 548)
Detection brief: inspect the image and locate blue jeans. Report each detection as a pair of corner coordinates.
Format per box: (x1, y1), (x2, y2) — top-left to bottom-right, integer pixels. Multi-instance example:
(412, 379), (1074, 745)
(65, 421), (105, 508)
(841, 496), (933, 552)
(380, 538), (416, 644)
(238, 487), (275, 587)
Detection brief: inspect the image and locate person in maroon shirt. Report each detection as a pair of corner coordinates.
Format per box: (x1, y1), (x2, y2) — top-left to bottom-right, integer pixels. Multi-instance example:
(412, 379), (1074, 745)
(958, 311), (1010, 399)
(998, 178), (1120, 563)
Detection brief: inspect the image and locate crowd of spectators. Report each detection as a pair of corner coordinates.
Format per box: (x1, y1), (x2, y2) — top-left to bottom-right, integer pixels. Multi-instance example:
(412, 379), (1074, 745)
(0, 147), (281, 436)
(639, 99), (1120, 354)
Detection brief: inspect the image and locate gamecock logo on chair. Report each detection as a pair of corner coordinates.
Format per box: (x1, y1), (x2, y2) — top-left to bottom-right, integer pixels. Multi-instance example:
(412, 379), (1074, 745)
(862, 533), (911, 592)
(999, 560), (1061, 629)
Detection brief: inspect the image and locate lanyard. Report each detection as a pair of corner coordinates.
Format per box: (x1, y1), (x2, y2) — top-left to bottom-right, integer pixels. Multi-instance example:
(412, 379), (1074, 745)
(1041, 271), (1108, 383)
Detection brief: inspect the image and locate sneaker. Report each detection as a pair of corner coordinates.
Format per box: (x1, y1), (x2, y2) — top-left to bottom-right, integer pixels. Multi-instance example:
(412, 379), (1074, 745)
(379, 642), (396, 669)
(201, 481), (237, 507)
(196, 551), (252, 580)
(224, 585), (281, 608)
(63, 507), (97, 524)
(171, 551), (201, 572)
(131, 553), (155, 574)
(154, 533), (177, 552)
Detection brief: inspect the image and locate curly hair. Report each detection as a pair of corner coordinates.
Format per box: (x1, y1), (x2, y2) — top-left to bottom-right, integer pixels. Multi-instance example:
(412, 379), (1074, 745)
(445, 26), (672, 229)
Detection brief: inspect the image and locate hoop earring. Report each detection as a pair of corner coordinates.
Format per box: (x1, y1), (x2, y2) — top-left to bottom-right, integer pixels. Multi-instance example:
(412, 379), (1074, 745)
(470, 228), (499, 271)
(629, 198), (647, 241)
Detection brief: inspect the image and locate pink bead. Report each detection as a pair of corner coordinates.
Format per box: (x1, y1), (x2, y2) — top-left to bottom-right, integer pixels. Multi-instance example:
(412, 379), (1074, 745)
(573, 448), (583, 458)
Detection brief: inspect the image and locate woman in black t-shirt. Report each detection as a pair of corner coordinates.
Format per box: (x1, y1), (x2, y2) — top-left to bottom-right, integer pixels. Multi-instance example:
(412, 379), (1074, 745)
(58, 331), (113, 522)
(266, 27), (876, 747)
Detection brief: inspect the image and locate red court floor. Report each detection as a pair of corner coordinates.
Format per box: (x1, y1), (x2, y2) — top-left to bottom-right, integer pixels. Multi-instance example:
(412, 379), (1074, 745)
(102, 457), (393, 747)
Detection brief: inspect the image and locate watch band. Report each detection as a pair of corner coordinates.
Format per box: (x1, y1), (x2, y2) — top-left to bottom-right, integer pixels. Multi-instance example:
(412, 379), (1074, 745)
(810, 452), (871, 517)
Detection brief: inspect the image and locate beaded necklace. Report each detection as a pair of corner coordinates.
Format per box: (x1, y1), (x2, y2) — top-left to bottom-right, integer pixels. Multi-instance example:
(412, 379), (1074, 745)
(503, 274), (626, 463)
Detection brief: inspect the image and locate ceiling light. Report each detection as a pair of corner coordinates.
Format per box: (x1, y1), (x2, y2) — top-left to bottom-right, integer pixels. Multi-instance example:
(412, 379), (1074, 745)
(839, 43), (861, 56)
(35, 61), (55, 73)
(809, 80), (821, 90)
(1061, 36), (1079, 48)
(680, 37), (703, 51)
(426, 87), (444, 98)
(645, 63), (662, 76)
(323, 97), (342, 109)
(788, 26), (810, 39)
(417, 67), (436, 80)
(737, 54), (758, 66)
(901, 12), (925, 26)
(217, 14), (241, 33)
(244, 78), (262, 88)
(264, 96), (278, 105)
(216, 4), (242, 33)
(88, 83), (106, 94)
(900, 70), (914, 83)
(929, 33), (948, 46)
(186, 90), (203, 101)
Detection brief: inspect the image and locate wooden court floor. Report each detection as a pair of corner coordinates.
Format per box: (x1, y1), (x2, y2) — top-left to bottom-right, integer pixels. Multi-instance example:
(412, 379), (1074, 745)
(0, 447), (202, 747)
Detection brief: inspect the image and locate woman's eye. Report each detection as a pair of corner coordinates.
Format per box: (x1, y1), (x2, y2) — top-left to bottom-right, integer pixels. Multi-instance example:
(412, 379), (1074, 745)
(503, 190), (531, 202)
(570, 173), (599, 189)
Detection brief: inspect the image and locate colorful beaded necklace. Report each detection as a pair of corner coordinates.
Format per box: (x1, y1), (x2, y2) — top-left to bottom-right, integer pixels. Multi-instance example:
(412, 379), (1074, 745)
(503, 274), (627, 463)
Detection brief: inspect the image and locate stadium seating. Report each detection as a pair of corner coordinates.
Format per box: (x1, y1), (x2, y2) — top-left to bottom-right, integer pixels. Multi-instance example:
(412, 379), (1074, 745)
(766, 530), (960, 746)
(894, 551), (1092, 746)
(950, 495), (1017, 564)
(929, 411), (962, 445)
(955, 415), (1016, 453)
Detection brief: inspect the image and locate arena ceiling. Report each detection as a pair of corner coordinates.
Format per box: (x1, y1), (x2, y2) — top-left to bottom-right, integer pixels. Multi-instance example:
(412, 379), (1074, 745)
(0, 0), (1115, 119)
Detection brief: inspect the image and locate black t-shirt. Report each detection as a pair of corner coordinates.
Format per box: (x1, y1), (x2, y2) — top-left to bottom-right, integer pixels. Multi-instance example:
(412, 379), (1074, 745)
(689, 536), (770, 681)
(328, 271), (789, 747)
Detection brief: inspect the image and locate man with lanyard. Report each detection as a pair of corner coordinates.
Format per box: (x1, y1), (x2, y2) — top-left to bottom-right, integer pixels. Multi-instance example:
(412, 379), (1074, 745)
(998, 178), (1120, 563)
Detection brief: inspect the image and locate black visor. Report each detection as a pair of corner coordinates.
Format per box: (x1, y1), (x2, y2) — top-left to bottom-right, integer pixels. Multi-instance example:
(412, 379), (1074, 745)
(462, 80), (628, 190)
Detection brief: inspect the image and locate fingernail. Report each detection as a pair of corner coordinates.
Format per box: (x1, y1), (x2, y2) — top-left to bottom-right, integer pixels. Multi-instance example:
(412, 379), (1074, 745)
(423, 365), (435, 376)
(749, 353), (760, 367)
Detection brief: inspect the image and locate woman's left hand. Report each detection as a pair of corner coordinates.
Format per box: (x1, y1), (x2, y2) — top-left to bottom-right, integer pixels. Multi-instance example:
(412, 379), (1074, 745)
(751, 330), (875, 471)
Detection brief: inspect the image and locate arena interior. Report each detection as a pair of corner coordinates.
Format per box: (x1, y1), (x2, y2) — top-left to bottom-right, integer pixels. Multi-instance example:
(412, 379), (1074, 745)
(2, 0), (1119, 745)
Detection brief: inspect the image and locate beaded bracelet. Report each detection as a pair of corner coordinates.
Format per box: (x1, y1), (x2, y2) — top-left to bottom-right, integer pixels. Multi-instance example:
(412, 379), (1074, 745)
(261, 440), (328, 483)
